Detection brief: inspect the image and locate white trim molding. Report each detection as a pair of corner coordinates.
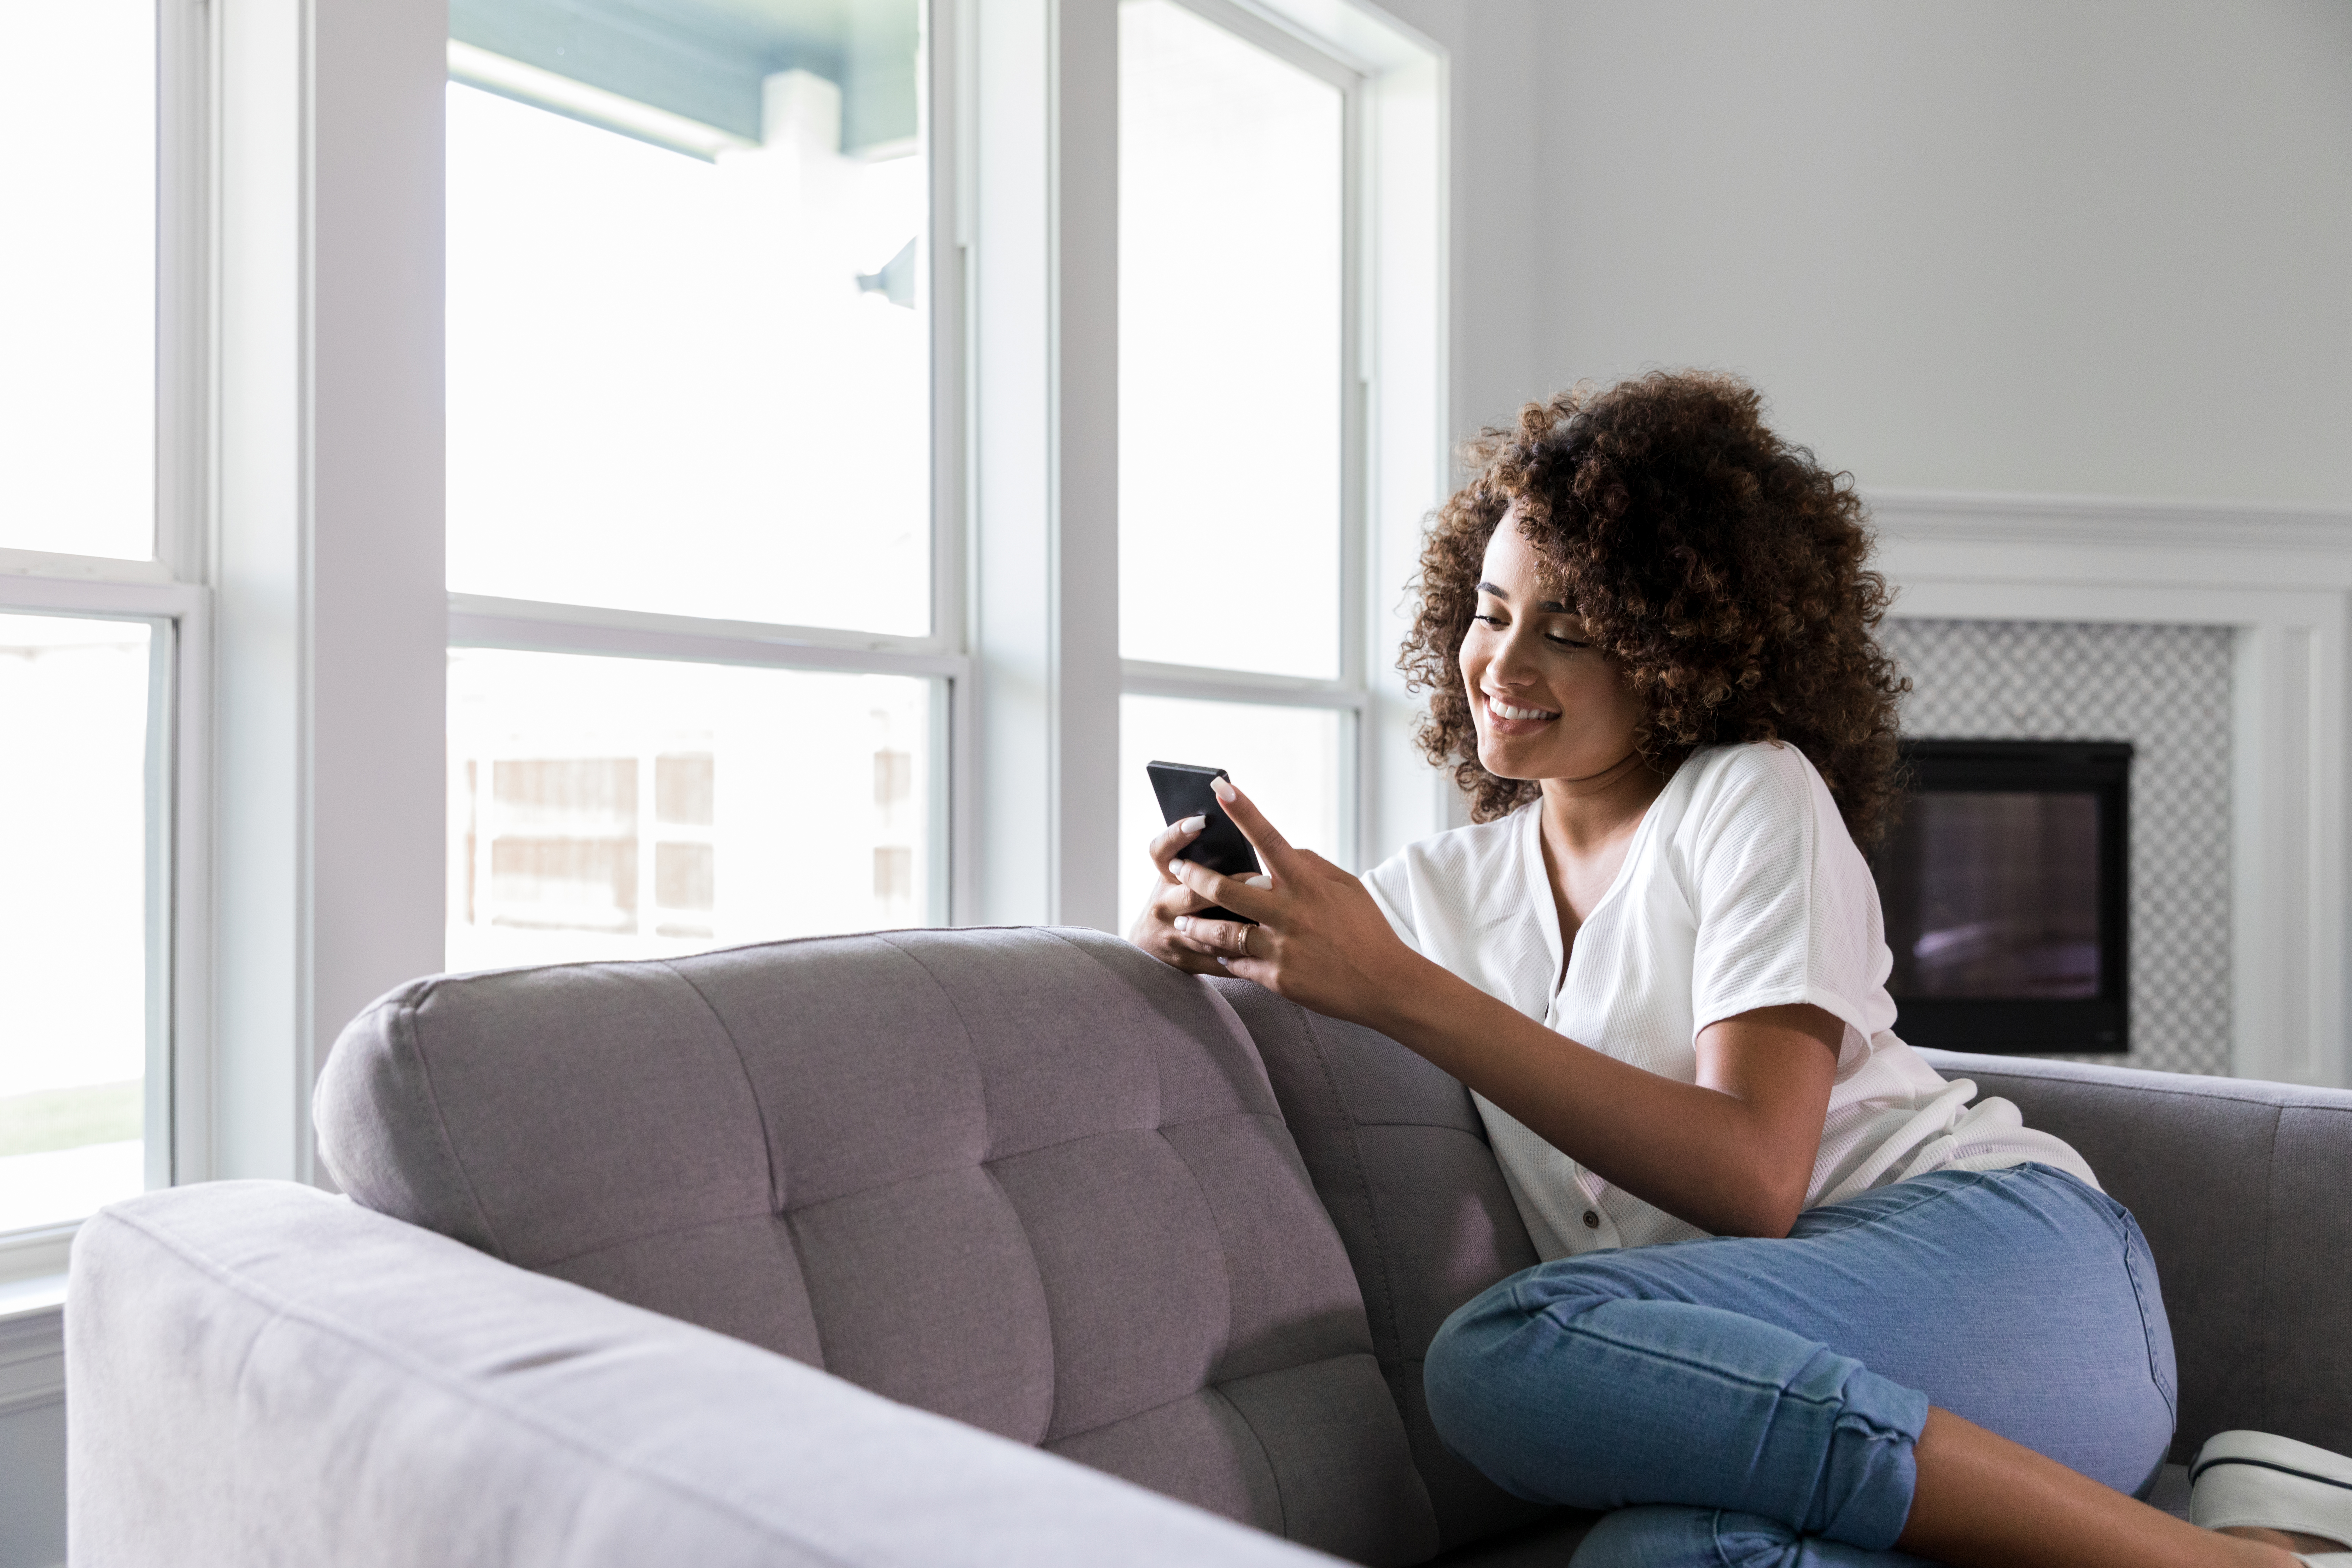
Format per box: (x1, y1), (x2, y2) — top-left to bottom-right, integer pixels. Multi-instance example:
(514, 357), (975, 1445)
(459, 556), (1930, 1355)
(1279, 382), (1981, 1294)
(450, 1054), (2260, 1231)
(1870, 489), (2352, 1089)
(0, 1304), (66, 1420)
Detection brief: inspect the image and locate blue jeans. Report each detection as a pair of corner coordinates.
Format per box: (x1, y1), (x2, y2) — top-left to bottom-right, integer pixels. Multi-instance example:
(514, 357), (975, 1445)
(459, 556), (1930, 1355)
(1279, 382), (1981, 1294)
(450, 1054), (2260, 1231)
(1423, 1164), (2178, 1567)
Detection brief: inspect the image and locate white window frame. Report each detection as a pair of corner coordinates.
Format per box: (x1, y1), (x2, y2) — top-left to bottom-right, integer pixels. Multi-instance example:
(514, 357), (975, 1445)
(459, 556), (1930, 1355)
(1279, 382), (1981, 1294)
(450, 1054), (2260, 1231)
(0, 0), (213, 1275)
(1114, 0), (1375, 871)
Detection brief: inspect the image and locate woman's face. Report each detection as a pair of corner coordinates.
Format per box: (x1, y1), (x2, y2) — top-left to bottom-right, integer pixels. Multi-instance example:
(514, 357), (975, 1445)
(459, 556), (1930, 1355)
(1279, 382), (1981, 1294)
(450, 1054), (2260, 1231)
(1458, 515), (1646, 783)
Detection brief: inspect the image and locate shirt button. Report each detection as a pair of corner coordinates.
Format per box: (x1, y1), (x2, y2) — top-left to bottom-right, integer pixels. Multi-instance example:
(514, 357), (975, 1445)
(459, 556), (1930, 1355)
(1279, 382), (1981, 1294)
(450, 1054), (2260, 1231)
(1582, 1209), (1601, 1230)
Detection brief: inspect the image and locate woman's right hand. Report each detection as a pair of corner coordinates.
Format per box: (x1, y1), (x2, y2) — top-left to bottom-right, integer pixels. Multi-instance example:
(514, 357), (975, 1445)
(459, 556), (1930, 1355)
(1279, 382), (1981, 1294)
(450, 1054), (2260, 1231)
(1129, 815), (1242, 975)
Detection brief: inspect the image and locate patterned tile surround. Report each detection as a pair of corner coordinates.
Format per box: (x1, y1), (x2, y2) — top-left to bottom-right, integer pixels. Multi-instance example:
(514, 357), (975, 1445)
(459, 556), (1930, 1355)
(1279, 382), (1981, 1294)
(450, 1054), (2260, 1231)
(1879, 619), (2234, 1075)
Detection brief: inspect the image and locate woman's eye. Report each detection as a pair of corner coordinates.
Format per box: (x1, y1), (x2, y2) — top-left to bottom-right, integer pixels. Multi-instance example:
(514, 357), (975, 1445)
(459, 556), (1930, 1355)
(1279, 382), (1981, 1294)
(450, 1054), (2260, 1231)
(1473, 613), (1506, 628)
(1545, 634), (1591, 649)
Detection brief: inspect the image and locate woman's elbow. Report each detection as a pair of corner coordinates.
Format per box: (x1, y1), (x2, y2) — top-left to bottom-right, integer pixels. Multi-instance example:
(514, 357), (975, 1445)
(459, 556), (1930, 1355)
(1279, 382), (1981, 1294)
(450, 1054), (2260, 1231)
(1710, 1176), (1810, 1239)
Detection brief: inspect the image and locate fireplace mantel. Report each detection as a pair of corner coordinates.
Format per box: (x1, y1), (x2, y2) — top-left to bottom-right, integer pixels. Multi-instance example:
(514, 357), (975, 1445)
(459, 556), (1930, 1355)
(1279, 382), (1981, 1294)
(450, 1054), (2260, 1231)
(1869, 489), (2352, 1089)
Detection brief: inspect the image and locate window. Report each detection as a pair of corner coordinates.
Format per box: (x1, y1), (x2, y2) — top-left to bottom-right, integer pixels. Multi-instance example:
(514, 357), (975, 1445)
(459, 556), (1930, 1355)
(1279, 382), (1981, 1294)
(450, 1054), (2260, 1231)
(1116, 0), (1362, 909)
(445, 0), (952, 967)
(0, 2), (155, 563)
(0, 618), (164, 1233)
(0, 0), (203, 1250)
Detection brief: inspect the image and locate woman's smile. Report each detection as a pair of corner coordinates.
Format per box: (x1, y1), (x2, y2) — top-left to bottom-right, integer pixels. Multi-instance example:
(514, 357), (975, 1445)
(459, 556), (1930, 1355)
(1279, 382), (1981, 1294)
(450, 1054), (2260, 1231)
(1482, 690), (1561, 732)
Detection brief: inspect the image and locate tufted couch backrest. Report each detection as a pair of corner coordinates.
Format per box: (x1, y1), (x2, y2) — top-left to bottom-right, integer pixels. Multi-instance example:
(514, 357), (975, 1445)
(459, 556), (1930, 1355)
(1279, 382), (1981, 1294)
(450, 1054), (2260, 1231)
(316, 926), (1439, 1566)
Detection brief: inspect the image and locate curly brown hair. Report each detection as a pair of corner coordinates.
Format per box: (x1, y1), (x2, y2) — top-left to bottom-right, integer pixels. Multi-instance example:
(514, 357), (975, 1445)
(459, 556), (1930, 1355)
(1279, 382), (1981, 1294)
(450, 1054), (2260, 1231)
(1401, 370), (1908, 846)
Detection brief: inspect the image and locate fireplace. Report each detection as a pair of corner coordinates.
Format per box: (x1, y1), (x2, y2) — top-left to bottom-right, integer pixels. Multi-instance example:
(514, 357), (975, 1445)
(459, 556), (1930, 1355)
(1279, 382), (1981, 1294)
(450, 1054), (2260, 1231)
(1870, 739), (2132, 1055)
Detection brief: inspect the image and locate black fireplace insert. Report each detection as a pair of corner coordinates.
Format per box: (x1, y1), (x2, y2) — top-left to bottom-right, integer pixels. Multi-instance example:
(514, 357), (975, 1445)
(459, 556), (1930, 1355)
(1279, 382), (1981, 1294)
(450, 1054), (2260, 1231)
(1869, 739), (2132, 1055)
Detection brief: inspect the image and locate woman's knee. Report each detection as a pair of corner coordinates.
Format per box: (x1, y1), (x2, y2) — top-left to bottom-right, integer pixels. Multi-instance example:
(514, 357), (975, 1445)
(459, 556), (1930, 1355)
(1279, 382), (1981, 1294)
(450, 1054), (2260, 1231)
(1423, 1265), (1627, 1479)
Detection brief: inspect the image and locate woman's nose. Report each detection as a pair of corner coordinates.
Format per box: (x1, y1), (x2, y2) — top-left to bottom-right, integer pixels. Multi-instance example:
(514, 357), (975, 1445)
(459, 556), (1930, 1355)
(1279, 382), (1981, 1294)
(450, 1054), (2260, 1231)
(1485, 628), (1542, 686)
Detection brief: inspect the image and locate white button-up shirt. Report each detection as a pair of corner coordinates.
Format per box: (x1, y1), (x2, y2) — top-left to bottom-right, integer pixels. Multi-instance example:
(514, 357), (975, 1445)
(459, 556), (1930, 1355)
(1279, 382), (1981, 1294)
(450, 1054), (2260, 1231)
(1363, 741), (2097, 1261)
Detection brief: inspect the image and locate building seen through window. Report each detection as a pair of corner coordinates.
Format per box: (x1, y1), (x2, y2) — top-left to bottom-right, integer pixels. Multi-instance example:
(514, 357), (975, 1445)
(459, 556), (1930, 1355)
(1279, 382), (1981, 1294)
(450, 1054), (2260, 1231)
(447, 650), (932, 970)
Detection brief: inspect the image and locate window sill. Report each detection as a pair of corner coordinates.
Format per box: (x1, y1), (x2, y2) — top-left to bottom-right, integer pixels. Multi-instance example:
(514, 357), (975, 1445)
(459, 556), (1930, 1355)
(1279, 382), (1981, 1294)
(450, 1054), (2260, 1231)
(0, 1224), (77, 1292)
(0, 1271), (68, 1323)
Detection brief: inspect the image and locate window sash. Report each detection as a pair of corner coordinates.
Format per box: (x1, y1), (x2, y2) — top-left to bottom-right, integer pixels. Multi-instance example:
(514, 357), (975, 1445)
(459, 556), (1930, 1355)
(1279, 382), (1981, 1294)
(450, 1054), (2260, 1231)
(0, 577), (209, 1265)
(0, 0), (210, 1264)
(1116, 0), (1371, 869)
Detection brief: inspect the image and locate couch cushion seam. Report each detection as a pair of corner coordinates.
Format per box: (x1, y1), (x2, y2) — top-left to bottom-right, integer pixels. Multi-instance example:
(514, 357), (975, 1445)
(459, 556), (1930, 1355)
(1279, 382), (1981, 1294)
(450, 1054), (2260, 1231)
(1038, 926), (1185, 1127)
(1040, 1349), (1377, 1450)
(789, 935), (993, 1386)
(399, 985), (508, 1260)
(1154, 1127), (1241, 1384)
(1296, 1006), (1408, 1366)
(874, 932), (1019, 1156)
(1206, 1380), (1290, 1540)
(658, 958), (785, 1215)
(2260, 1102), (2283, 1432)
(513, 1205), (793, 1276)
(975, 1157), (1059, 1447)
(641, 1112), (1285, 1230)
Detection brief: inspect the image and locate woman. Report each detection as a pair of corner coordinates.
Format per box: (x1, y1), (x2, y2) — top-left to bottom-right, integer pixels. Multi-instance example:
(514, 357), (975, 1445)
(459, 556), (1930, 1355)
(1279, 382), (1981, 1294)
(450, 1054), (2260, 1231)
(1130, 372), (2351, 1567)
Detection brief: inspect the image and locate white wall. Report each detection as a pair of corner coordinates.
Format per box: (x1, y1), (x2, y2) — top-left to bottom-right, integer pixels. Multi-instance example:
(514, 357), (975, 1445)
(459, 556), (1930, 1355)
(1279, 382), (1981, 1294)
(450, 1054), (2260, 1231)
(1355, 0), (1547, 453)
(1398, 0), (2352, 507)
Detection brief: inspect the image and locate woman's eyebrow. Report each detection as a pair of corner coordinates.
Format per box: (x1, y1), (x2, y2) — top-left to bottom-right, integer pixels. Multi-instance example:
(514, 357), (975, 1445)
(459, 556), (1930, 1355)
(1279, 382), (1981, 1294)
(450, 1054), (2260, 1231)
(1478, 580), (1571, 613)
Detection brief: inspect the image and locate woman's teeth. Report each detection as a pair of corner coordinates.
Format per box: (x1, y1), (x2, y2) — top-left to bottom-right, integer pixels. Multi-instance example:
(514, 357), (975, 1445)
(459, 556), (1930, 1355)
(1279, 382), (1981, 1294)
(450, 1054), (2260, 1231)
(1487, 695), (1558, 722)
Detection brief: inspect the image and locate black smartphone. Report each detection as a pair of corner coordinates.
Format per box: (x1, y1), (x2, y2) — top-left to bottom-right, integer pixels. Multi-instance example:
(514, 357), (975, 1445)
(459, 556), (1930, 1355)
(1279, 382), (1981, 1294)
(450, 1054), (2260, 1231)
(1146, 760), (1261, 924)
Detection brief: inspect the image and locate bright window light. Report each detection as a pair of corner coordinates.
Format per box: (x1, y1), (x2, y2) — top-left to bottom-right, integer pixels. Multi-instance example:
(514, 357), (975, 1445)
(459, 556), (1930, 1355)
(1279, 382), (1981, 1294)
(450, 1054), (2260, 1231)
(0, 615), (154, 1232)
(1118, 0), (1345, 679)
(445, 56), (929, 633)
(0, 1), (156, 562)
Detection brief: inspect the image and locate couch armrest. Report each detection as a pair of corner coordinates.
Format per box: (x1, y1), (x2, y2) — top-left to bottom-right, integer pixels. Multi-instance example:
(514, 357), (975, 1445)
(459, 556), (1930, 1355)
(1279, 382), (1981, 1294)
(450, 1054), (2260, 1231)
(1922, 1050), (2352, 1464)
(67, 1183), (1336, 1568)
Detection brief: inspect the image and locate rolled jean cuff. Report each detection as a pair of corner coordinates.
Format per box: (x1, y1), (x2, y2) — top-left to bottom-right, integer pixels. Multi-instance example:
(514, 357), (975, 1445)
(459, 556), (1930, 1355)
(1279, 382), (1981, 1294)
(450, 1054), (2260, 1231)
(1809, 1362), (1930, 1548)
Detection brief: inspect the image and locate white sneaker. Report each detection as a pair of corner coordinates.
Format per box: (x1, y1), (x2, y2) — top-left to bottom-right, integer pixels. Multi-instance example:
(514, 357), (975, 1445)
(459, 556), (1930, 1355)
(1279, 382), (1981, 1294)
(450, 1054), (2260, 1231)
(2191, 1429), (2352, 1551)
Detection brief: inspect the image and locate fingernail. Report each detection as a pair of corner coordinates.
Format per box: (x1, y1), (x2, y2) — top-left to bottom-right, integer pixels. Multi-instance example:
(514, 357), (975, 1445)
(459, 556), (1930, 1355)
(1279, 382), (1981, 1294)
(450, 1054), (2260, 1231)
(1243, 874), (1273, 890)
(1178, 815), (1206, 833)
(1215, 957), (1230, 968)
(1173, 916), (1191, 933)
(1168, 858), (1189, 878)
(1211, 778), (1235, 802)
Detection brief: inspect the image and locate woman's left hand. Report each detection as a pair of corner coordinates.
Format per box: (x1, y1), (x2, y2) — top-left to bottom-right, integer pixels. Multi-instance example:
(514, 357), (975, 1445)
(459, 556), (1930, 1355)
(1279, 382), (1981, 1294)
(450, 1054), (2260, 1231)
(1167, 779), (1428, 1030)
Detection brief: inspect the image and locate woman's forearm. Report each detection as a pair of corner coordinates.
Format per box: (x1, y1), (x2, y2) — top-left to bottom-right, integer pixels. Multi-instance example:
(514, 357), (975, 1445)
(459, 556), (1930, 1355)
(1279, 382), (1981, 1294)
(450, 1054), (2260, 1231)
(1365, 955), (1830, 1238)
(1146, 789), (1836, 1237)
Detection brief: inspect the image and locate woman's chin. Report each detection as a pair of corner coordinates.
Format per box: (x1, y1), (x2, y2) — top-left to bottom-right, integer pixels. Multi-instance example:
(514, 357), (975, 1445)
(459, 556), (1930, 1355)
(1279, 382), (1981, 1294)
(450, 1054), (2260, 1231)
(1477, 743), (1541, 782)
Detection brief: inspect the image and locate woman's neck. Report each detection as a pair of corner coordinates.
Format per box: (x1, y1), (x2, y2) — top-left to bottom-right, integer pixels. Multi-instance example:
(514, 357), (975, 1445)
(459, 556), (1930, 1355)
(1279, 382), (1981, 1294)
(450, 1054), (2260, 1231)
(1536, 749), (1672, 856)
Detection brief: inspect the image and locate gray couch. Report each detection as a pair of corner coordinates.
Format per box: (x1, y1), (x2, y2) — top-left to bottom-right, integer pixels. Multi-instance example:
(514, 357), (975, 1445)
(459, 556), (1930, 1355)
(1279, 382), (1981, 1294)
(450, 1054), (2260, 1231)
(66, 926), (2352, 1566)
